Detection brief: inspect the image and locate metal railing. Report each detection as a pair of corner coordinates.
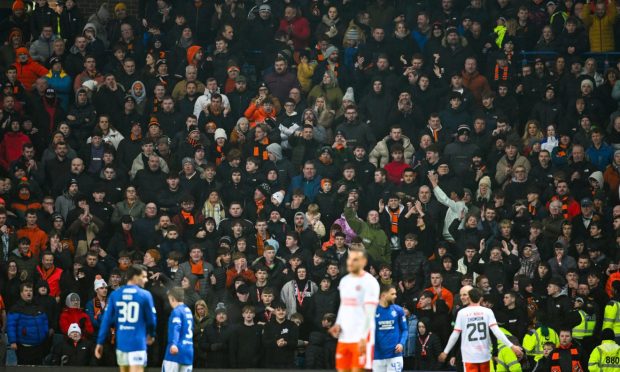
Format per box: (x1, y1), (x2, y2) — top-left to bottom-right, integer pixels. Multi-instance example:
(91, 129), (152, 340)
(518, 50), (620, 71)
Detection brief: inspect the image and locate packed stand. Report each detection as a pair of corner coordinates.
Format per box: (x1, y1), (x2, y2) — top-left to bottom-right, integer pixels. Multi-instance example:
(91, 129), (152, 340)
(0, 0), (620, 369)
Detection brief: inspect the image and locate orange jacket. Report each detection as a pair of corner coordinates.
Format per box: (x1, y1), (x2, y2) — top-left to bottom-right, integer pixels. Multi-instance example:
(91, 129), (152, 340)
(14, 47), (48, 90)
(244, 101), (277, 127)
(606, 271), (620, 298)
(17, 225), (48, 258)
(225, 268), (256, 288)
(423, 286), (454, 311)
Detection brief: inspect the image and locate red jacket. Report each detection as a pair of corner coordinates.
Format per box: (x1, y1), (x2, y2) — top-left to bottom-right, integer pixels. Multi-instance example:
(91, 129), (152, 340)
(278, 16), (311, 50)
(36, 265), (63, 298)
(13, 47), (48, 90)
(59, 308), (95, 338)
(0, 131), (31, 170)
(384, 160), (409, 185)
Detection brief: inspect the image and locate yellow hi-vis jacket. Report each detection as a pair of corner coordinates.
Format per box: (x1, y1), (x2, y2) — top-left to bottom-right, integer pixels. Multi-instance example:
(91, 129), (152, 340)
(588, 340), (620, 372)
(522, 327), (559, 361)
(572, 309), (596, 339)
(603, 301), (620, 337)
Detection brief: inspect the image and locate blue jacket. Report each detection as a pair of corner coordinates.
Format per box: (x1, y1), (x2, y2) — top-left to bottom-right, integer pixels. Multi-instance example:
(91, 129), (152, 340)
(586, 143), (614, 171)
(7, 300), (49, 346)
(45, 70), (72, 111)
(287, 174), (322, 203)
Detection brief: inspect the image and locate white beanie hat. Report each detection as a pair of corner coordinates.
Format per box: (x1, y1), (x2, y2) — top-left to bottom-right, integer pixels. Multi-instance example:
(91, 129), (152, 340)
(214, 128), (227, 140)
(479, 176), (491, 187)
(94, 275), (107, 291)
(343, 87), (355, 103)
(82, 80), (98, 91)
(68, 323), (82, 336)
(271, 191), (285, 205)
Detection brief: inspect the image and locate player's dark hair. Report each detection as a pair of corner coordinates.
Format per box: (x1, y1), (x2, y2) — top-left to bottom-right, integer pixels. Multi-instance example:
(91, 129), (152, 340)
(420, 290), (434, 299)
(468, 287), (483, 303)
(126, 264), (147, 281)
(380, 284), (395, 294)
(168, 287), (184, 302)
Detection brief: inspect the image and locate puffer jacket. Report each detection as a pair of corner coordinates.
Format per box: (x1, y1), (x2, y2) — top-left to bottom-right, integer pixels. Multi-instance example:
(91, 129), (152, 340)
(45, 69), (72, 111)
(369, 135), (415, 168)
(7, 299), (49, 346)
(495, 155), (531, 185)
(13, 47), (48, 90)
(580, 0), (616, 52)
(442, 140), (481, 177)
(59, 307), (95, 338)
(29, 34), (55, 63)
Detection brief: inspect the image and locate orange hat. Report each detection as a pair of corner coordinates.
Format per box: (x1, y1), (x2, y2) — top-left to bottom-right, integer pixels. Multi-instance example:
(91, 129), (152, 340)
(12, 0), (25, 11)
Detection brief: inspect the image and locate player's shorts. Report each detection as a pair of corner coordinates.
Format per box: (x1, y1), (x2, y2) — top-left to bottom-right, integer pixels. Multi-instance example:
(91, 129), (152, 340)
(372, 356), (403, 372)
(162, 360), (193, 372)
(116, 350), (147, 366)
(335, 341), (374, 370)
(463, 361), (491, 372)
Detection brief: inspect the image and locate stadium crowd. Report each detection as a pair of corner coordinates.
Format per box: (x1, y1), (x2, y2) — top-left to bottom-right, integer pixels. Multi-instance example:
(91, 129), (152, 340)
(0, 0), (619, 369)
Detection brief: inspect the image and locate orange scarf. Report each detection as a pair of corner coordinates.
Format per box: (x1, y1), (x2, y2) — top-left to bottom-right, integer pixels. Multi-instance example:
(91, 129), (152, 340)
(388, 208), (399, 234)
(494, 64), (509, 81)
(255, 197), (265, 215)
(256, 232), (270, 257)
(190, 260), (203, 291)
(253, 138), (270, 160)
(181, 210), (195, 225)
(39, 265), (55, 279)
(215, 145), (224, 166)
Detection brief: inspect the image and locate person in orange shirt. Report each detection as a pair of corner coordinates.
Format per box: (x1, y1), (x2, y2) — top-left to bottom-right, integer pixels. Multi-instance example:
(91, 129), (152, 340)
(423, 271), (454, 311)
(13, 47), (48, 90)
(16, 209), (48, 258)
(226, 252), (256, 288)
(244, 94), (277, 128)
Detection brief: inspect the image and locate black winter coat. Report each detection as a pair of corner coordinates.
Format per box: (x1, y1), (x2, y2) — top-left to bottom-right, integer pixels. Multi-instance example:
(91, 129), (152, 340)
(51, 337), (94, 366)
(305, 330), (337, 369)
(311, 288), (339, 329)
(205, 322), (231, 368)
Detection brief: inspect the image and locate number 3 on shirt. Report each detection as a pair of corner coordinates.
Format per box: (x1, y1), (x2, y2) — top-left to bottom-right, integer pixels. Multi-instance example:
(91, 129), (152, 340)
(118, 302), (140, 323)
(466, 322), (487, 341)
(186, 320), (193, 339)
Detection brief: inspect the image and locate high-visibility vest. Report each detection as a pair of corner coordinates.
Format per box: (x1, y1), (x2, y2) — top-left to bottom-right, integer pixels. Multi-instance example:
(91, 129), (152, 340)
(572, 309), (596, 339)
(522, 327), (559, 361)
(493, 344), (522, 372)
(588, 340), (620, 372)
(603, 301), (620, 337)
